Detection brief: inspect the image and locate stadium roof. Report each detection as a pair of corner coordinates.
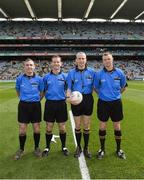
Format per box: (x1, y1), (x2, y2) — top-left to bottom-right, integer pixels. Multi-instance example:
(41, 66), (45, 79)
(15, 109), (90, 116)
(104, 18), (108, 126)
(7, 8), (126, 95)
(0, 0), (144, 22)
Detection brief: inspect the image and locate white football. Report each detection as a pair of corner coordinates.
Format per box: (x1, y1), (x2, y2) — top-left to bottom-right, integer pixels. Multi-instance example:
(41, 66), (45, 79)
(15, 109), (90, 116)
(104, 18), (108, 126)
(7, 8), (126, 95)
(70, 91), (83, 105)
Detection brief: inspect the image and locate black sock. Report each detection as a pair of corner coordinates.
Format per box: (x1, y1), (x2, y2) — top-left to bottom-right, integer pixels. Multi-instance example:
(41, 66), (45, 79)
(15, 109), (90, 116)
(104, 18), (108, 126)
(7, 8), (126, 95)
(83, 129), (90, 149)
(60, 133), (66, 148)
(45, 133), (52, 149)
(114, 130), (122, 151)
(100, 138), (105, 151)
(33, 133), (40, 149)
(99, 130), (106, 151)
(19, 135), (26, 151)
(75, 129), (81, 148)
(115, 138), (121, 151)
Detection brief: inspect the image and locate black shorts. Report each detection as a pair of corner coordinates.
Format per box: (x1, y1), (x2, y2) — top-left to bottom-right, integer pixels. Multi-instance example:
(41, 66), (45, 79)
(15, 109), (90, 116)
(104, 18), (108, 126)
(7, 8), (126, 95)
(71, 94), (94, 116)
(97, 99), (123, 122)
(44, 100), (68, 123)
(18, 101), (42, 123)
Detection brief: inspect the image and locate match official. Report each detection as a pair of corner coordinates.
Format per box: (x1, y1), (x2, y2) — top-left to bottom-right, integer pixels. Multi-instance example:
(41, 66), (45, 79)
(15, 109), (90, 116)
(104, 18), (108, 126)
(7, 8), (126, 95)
(42, 55), (69, 157)
(67, 52), (95, 158)
(94, 52), (127, 159)
(14, 58), (44, 160)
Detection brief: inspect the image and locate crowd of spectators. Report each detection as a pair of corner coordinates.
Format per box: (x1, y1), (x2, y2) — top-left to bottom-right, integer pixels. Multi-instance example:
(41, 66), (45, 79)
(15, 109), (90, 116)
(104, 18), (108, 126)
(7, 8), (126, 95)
(0, 49), (144, 56)
(0, 60), (144, 80)
(0, 21), (143, 40)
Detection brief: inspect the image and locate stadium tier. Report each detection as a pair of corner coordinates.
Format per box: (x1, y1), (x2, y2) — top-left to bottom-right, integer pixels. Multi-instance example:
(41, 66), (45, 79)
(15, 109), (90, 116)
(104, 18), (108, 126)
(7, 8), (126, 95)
(0, 60), (144, 80)
(0, 22), (144, 59)
(0, 21), (144, 80)
(0, 22), (144, 40)
(0, 22), (144, 60)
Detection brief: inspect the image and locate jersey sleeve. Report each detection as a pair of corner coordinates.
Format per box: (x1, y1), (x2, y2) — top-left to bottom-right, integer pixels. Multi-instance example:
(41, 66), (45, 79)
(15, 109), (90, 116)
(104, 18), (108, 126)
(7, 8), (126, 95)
(66, 71), (73, 91)
(15, 75), (21, 92)
(94, 71), (100, 90)
(38, 77), (44, 92)
(43, 75), (48, 92)
(120, 70), (127, 88)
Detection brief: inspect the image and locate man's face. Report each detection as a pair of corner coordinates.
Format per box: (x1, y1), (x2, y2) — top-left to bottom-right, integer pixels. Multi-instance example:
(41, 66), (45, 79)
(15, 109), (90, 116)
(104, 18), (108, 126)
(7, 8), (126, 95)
(51, 57), (62, 71)
(24, 60), (35, 74)
(76, 54), (87, 68)
(102, 54), (113, 69)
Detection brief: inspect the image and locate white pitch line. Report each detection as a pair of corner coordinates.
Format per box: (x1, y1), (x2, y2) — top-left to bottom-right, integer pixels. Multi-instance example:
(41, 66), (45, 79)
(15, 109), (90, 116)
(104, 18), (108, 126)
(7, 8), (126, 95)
(69, 110), (91, 180)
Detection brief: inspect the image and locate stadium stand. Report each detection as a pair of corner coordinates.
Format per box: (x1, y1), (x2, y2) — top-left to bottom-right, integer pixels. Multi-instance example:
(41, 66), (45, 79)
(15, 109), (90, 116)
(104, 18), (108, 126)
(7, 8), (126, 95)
(0, 22), (144, 81)
(0, 60), (144, 80)
(0, 22), (144, 40)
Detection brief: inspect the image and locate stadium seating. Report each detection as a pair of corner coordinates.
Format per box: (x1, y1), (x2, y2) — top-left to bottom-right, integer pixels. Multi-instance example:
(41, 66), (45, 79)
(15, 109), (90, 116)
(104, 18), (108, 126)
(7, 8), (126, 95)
(0, 60), (144, 80)
(0, 22), (144, 40)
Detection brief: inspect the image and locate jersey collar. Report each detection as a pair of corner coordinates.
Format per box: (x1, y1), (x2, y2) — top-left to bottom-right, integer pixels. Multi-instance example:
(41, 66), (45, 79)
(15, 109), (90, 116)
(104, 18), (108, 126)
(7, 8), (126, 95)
(50, 70), (62, 75)
(24, 73), (35, 78)
(75, 65), (87, 72)
(103, 67), (116, 73)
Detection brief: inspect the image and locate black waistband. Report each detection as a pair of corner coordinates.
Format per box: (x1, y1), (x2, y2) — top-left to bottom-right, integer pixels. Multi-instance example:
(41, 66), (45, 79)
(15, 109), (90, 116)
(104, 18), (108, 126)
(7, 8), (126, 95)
(20, 100), (40, 104)
(82, 93), (92, 96)
(99, 99), (121, 103)
(46, 99), (65, 102)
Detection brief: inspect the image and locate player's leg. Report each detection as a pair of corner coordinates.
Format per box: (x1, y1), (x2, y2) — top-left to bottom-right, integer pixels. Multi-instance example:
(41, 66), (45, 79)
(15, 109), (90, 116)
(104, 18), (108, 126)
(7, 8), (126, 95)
(99, 121), (107, 151)
(82, 94), (94, 158)
(58, 122), (69, 156)
(113, 121), (121, 152)
(82, 115), (92, 158)
(19, 123), (27, 151)
(32, 102), (42, 157)
(32, 122), (41, 157)
(73, 116), (82, 157)
(14, 123), (27, 160)
(111, 100), (126, 159)
(56, 100), (69, 156)
(42, 100), (55, 157)
(42, 122), (54, 157)
(71, 102), (83, 158)
(96, 99), (109, 159)
(14, 101), (29, 160)
(96, 121), (107, 159)
(113, 121), (126, 159)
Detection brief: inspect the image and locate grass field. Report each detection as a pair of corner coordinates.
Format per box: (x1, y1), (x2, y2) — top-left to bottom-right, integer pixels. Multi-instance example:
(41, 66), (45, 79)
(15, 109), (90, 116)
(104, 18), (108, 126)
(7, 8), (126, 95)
(0, 81), (144, 179)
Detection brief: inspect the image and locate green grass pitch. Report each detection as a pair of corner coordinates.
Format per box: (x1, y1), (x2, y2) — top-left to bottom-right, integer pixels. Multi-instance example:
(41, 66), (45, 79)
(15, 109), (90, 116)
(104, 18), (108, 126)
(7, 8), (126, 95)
(0, 81), (144, 179)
